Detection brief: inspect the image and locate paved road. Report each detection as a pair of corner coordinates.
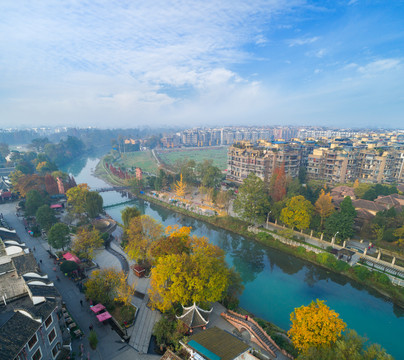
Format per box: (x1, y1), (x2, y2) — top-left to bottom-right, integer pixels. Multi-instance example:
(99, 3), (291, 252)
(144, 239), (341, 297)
(1, 202), (143, 360)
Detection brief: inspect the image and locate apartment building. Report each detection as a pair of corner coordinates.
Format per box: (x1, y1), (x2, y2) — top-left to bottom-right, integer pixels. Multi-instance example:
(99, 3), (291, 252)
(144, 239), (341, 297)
(226, 141), (301, 183)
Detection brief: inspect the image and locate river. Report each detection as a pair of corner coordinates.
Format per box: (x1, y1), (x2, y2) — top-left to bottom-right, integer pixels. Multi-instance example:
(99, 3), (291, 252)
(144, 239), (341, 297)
(64, 156), (404, 359)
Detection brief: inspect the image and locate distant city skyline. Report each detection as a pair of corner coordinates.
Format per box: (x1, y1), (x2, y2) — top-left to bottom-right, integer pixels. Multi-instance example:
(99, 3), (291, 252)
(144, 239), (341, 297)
(1, 1), (403, 128)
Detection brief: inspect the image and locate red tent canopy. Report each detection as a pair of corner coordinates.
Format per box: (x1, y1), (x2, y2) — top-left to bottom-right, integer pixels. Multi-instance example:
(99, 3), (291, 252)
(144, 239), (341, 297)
(50, 204), (63, 209)
(96, 311), (112, 322)
(63, 252), (81, 264)
(91, 304), (106, 314)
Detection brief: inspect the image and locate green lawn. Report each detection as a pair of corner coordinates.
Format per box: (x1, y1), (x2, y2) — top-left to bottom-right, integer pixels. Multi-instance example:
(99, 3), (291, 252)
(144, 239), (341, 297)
(113, 151), (159, 174)
(158, 147), (228, 170)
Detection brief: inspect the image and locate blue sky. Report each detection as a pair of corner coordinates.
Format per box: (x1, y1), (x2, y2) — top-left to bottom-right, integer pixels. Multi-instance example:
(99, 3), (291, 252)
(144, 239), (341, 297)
(0, 1), (403, 129)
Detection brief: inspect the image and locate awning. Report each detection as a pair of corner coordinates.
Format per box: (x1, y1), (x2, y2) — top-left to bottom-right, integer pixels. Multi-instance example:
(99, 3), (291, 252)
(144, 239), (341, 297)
(91, 303), (106, 314)
(96, 311), (112, 322)
(50, 204), (63, 209)
(62, 252), (81, 264)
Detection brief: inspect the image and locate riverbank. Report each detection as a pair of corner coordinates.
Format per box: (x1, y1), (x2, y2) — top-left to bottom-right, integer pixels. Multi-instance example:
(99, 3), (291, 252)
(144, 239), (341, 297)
(137, 192), (404, 309)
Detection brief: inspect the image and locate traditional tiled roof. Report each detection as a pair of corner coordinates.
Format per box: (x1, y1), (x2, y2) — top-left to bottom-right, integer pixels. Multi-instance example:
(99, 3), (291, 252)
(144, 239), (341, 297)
(352, 199), (386, 213)
(375, 194), (404, 207)
(28, 284), (60, 299)
(0, 297), (57, 359)
(160, 349), (183, 360)
(177, 303), (212, 328)
(187, 327), (250, 360)
(12, 253), (38, 276)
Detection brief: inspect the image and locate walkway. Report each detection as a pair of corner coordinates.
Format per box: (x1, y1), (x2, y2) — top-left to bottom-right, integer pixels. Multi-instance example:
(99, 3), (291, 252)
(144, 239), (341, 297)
(0, 202), (141, 360)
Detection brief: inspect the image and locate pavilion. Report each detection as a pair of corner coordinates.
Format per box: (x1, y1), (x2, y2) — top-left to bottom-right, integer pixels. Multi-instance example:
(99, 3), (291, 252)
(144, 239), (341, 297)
(176, 303), (212, 330)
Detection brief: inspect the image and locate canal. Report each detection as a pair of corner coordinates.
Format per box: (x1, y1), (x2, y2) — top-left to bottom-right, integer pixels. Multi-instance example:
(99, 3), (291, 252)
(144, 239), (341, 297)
(64, 156), (404, 359)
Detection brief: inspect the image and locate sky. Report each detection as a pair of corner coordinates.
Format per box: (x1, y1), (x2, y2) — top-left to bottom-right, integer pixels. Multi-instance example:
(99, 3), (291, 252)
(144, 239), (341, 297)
(0, 1), (403, 129)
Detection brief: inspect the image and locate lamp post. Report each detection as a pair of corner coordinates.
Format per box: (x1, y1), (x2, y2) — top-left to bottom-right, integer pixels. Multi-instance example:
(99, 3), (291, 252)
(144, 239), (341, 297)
(332, 231), (339, 247)
(266, 211), (272, 228)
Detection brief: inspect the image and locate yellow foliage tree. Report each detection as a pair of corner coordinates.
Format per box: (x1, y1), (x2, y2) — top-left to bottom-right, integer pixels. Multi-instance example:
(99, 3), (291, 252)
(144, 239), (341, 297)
(66, 183), (90, 216)
(84, 268), (134, 307)
(124, 215), (164, 263)
(71, 227), (104, 261)
(288, 299), (346, 353)
(174, 173), (187, 198)
(149, 230), (230, 312)
(315, 189), (335, 227)
(280, 195), (313, 230)
(353, 179), (360, 188)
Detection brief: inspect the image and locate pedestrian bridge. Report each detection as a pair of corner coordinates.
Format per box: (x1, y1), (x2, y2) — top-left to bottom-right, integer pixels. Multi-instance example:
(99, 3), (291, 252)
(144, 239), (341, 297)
(94, 186), (131, 193)
(103, 199), (136, 209)
(221, 310), (292, 359)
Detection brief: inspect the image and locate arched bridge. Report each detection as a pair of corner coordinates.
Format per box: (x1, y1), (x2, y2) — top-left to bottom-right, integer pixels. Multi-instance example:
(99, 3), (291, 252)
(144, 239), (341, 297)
(221, 310), (293, 359)
(94, 186), (131, 193)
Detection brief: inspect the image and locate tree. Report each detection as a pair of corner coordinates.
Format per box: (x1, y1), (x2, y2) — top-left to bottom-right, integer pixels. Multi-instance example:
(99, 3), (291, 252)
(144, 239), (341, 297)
(297, 329), (393, 360)
(124, 215), (164, 263)
(149, 229), (230, 312)
(394, 226), (404, 247)
(325, 196), (356, 240)
(315, 189), (334, 227)
(48, 223), (70, 250)
(85, 268), (133, 307)
(89, 330), (98, 350)
(44, 174), (59, 195)
(197, 160), (223, 188)
(60, 260), (79, 274)
(121, 206), (141, 228)
(215, 190), (231, 213)
(66, 183), (90, 217)
(85, 191), (103, 218)
(233, 173), (271, 224)
(174, 173), (187, 198)
(71, 227), (104, 261)
(288, 299), (346, 353)
(35, 205), (57, 231)
(269, 165), (287, 202)
(280, 195), (313, 230)
(25, 189), (46, 216)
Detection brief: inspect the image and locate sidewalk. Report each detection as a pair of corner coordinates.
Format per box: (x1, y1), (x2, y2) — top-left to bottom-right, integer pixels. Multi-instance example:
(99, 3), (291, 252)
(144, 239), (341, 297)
(1, 202), (143, 360)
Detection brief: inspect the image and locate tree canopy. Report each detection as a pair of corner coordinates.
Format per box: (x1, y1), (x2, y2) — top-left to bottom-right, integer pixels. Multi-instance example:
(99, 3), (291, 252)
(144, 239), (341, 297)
(325, 196), (356, 240)
(35, 204), (57, 231)
(233, 173), (270, 224)
(25, 189), (46, 216)
(85, 191), (104, 218)
(71, 227), (104, 260)
(288, 299), (346, 353)
(280, 195), (313, 230)
(315, 189), (334, 227)
(121, 206), (141, 228)
(66, 183), (90, 217)
(48, 223), (70, 250)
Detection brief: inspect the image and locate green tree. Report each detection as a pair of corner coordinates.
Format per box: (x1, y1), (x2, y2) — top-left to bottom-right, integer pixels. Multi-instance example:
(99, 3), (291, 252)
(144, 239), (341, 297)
(197, 160), (223, 188)
(315, 189), (334, 227)
(121, 206), (141, 228)
(25, 189), (46, 216)
(233, 173), (270, 224)
(85, 191), (104, 218)
(89, 330), (98, 350)
(48, 223), (70, 250)
(325, 196), (356, 240)
(35, 205), (57, 231)
(280, 195), (313, 230)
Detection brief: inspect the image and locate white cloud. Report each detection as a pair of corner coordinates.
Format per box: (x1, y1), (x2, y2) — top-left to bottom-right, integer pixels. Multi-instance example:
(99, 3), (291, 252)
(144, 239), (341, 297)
(288, 36), (319, 47)
(358, 59), (401, 76)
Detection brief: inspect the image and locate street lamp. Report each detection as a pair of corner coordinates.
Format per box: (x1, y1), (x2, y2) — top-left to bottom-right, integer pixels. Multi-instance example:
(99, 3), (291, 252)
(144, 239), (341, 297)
(266, 211), (272, 227)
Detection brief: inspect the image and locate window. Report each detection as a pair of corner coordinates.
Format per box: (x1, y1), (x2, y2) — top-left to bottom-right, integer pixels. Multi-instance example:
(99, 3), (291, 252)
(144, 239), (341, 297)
(45, 315), (53, 328)
(52, 342), (61, 358)
(48, 328), (56, 344)
(32, 348), (42, 360)
(28, 334), (38, 350)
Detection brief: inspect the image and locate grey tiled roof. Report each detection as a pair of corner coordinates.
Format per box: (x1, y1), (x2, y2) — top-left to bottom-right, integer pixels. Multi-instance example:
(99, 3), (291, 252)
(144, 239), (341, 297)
(12, 253), (38, 276)
(28, 284), (60, 298)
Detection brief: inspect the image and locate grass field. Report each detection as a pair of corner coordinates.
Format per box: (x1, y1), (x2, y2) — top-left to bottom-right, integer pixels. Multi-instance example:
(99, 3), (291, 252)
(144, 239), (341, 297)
(113, 151), (159, 174)
(158, 147), (228, 170)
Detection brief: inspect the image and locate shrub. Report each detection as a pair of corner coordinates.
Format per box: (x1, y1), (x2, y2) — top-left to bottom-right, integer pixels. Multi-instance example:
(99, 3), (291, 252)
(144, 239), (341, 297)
(353, 266), (372, 281)
(257, 232), (274, 244)
(296, 246), (306, 254)
(60, 260), (79, 274)
(89, 330), (98, 350)
(372, 271), (391, 285)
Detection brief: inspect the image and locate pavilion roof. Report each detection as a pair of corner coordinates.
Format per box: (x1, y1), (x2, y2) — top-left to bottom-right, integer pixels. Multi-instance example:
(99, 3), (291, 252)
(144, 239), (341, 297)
(176, 303), (212, 328)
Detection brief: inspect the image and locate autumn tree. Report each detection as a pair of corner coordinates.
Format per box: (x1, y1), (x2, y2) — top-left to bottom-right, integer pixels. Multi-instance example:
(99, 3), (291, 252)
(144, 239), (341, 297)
(215, 190), (232, 213)
(13, 174), (46, 197)
(124, 215), (164, 263)
(394, 226), (404, 248)
(233, 173), (270, 224)
(269, 165), (287, 202)
(280, 195), (313, 230)
(71, 227), (104, 260)
(315, 189), (335, 227)
(85, 268), (134, 307)
(174, 173), (187, 198)
(48, 223), (70, 250)
(35, 205), (57, 231)
(66, 183), (90, 217)
(121, 206), (141, 228)
(44, 174), (59, 195)
(288, 299), (346, 353)
(149, 228), (230, 312)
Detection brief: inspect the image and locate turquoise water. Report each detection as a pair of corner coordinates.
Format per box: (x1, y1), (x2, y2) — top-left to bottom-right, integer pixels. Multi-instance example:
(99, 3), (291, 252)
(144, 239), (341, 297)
(65, 157), (404, 359)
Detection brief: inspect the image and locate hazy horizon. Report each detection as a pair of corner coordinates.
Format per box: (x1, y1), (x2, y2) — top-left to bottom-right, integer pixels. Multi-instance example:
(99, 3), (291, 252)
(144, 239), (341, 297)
(1, 1), (403, 128)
